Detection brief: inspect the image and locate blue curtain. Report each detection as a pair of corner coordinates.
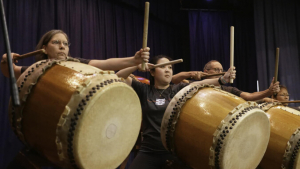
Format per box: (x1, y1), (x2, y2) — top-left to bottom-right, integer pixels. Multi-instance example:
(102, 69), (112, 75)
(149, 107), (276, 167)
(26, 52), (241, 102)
(189, 11), (232, 71)
(0, 0), (186, 168)
(189, 7), (258, 92)
(254, 0), (300, 105)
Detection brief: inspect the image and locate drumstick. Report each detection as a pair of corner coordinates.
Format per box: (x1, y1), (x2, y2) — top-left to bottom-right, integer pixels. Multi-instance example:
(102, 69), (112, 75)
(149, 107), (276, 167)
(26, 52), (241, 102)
(272, 48), (279, 100)
(13, 49), (46, 61)
(151, 59), (183, 68)
(202, 72), (225, 78)
(274, 48), (280, 83)
(141, 2), (150, 70)
(280, 100), (300, 103)
(230, 26), (234, 83)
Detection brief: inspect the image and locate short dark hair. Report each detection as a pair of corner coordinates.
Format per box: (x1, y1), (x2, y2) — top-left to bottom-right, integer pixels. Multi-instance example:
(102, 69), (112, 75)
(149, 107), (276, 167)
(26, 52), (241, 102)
(35, 30), (70, 62)
(149, 55), (172, 86)
(203, 60), (220, 71)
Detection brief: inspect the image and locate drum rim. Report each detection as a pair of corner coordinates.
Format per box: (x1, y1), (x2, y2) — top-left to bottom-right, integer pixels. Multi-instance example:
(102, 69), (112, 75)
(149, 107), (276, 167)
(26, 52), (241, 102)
(72, 82), (142, 169)
(161, 84), (270, 169)
(55, 71), (128, 168)
(260, 102), (300, 169)
(9, 59), (73, 146)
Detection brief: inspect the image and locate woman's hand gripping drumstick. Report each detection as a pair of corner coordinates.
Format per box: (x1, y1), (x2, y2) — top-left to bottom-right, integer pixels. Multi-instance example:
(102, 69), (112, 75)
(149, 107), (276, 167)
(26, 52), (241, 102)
(1, 49), (46, 64)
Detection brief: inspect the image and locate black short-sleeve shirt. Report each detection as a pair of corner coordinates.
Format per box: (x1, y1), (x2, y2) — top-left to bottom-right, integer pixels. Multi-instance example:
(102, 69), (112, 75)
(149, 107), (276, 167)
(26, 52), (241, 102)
(131, 80), (188, 153)
(221, 85), (243, 97)
(187, 80), (243, 97)
(20, 57), (91, 74)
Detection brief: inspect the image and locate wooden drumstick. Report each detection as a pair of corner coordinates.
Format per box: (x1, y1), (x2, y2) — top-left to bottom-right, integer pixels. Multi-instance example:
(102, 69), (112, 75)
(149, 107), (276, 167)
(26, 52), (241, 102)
(230, 26), (234, 83)
(274, 48), (280, 83)
(272, 48), (279, 100)
(280, 100), (300, 104)
(151, 59), (183, 68)
(141, 2), (150, 70)
(14, 49), (46, 61)
(202, 72), (225, 78)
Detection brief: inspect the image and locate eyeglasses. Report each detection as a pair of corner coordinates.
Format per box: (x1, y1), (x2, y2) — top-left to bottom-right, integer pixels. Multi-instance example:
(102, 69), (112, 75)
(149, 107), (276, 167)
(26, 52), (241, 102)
(207, 68), (223, 73)
(278, 94), (290, 97)
(51, 40), (71, 47)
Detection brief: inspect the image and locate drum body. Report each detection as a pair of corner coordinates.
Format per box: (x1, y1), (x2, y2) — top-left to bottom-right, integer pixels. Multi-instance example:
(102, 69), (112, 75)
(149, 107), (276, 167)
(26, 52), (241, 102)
(161, 84), (270, 169)
(9, 59), (142, 169)
(259, 103), (300, 169)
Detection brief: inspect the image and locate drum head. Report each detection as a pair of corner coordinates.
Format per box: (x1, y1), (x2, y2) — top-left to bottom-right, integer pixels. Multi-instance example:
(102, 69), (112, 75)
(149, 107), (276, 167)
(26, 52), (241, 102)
(295, 153), (300, 169)
(221, 108), (270, 169)
(161, 84), (270, 169)
(74, 82), (141, 169)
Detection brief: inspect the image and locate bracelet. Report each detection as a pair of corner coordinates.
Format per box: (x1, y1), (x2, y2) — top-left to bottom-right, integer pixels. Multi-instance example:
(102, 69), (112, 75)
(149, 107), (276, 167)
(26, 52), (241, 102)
(221, 76), (228, 84)
(218, 77), (225, 85)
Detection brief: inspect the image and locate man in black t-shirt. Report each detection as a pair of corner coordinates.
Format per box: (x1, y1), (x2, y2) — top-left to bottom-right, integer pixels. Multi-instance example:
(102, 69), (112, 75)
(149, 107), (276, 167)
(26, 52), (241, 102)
(172, 60), (280, 101)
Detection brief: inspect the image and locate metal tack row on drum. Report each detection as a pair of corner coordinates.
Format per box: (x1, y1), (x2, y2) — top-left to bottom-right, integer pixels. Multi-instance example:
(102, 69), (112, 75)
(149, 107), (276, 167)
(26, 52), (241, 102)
(8, 58), (300, 169)
(161, 84), (270, 169)
(9, 58), (142, 169)
(258, 102), (300, 169)
(161, 84), (300, 169)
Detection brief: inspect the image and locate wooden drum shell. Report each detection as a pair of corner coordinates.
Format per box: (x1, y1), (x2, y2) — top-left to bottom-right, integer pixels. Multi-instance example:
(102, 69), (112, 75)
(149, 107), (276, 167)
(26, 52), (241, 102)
(259, 103), (300, 169)
(161, 85), (270, 169)
(9, 59), (142, 169)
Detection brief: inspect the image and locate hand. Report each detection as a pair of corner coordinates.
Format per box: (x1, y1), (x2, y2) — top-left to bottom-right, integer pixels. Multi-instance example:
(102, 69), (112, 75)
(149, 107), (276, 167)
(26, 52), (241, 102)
(190, 71), (208, 80)
(268, 77), (280, 94)
(1, 53), (20, 64)
(263, 97), (278, 103)
(137, 63), (154, 72)
(133, 47), (150, 65)
(223, 67), (236, 83)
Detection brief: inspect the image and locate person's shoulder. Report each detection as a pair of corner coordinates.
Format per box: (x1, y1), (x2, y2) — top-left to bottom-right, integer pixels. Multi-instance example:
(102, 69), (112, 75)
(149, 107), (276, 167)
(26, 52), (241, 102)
(171, 82), (188, 90)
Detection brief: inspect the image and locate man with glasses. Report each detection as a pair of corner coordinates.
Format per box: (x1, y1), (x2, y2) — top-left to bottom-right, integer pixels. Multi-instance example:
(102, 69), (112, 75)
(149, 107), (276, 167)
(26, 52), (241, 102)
(172, 60), (280, 101)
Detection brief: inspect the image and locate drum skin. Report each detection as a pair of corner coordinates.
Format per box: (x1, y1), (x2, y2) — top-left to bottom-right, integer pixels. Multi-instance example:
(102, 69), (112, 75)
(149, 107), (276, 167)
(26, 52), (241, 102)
(259, 103), (300, 169)
(161, 84), (270, 169)
(9, 59), (142, 169)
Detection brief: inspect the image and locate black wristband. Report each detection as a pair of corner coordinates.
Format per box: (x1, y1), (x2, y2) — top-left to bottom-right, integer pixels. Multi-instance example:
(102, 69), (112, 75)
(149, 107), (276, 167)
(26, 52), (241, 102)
(218, 77), (225, 85)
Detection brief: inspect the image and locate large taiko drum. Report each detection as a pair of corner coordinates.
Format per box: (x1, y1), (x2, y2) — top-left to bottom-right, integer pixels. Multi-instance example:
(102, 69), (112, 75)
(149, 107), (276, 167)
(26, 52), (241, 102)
(161, 84), (270, 169)
(258, 102), (300, 169)
(8, 58), (142, 169)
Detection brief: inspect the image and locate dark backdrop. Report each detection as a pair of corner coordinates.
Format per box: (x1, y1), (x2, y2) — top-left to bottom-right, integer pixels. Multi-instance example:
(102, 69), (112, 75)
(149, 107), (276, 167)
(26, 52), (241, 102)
(1, 0), (300, 168)
(254, 0), (300, 105)
(0, 0), (188, 168)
